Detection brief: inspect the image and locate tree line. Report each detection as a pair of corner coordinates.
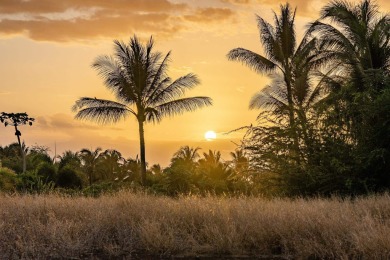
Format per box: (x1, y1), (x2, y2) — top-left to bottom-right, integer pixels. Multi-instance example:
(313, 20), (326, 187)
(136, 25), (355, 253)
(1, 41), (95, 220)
(0, 0), (389, 197)
(0, 143), (251, 196)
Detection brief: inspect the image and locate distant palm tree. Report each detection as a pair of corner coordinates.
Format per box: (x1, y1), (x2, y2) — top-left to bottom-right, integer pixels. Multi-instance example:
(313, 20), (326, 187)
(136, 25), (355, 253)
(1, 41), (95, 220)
(79, 147), (102, 186)
(73, 36), (212, 185)
(172, 146), (201, 165)
(100, 149), (125, 180)
(230, 149), (249, 174)
(57, 150), (80, 171)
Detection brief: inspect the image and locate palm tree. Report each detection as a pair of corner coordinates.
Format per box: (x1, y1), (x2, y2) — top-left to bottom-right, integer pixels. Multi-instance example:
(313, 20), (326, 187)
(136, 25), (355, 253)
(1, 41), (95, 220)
(310, 0), (390, 86)
(79, 147), (102, 186)
(171, 146), (201, 165)
(227, 3), (327, 159)
(100, 149), (125, 180)
(57, 150), (81, 171)
(73, 36), (212, 185)
(230, 149), (249, 174)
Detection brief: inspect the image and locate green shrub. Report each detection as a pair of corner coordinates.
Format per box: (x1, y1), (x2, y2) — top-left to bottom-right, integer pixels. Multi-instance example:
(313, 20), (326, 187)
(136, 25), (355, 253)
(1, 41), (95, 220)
(36, 162), (57, 183)
(57, 167), (83, 189)
(0, 167), (18, 192)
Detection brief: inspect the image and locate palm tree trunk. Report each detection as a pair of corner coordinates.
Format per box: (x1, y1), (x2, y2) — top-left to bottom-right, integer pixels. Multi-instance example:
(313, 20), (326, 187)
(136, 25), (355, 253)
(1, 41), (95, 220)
(285, 72), (300, 164)
(138, 120), (147, 186)
(14, 125), (26, 173)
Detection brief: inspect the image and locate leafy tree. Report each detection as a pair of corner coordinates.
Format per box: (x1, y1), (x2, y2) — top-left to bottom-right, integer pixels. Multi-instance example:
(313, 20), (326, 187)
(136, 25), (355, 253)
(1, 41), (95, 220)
(310, 0), (390, 191)
(36, 162), (57, 184)
(160, 146), (200, 195)
(56, 167), (83, 189)
(0, 167), (19, 192)
(0, 143), (23, 173)
(27, 145), (52, 170)
(0, 113), (34, 173)
(73, 36), (212, 185)
(198, 150), (233, 193)
(57, 150), (81, 171)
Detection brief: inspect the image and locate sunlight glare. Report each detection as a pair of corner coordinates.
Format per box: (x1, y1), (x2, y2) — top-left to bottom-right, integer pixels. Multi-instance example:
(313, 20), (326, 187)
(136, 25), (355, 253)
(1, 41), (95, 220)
(205, 131), (217, 141)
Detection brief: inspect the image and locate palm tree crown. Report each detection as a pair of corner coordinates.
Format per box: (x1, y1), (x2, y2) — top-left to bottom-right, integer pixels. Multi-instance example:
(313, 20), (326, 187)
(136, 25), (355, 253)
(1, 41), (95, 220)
(310, 0), (390, 86)
(73, 36), (212, 185)
(228, 4), (326, 124)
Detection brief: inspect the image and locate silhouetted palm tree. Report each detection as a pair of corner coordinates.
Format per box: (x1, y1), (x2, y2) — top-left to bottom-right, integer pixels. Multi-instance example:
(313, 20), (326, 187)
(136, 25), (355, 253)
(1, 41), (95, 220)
(310, 0), (390, 87)
(73, 36), (212, 185)
(57, 150), (80, 171)
(228, 3), (329, 122)
(309, 0), (390, 142)
(79, 147), (102, 186)
(171, 146), (201, 165)
(228, 4), (328, 160)
(100, 149), (125, 180)
(230, 149), (249, 174)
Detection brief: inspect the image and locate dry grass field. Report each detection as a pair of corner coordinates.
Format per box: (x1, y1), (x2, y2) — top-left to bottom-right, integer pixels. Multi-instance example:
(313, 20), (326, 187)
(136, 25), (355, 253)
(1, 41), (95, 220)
(1, 192), (390, 259)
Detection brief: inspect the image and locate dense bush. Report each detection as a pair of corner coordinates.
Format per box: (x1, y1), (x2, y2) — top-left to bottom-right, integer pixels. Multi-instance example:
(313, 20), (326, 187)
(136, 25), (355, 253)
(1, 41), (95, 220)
(56, 167), (83, 189)
(0, 167), (18, 192)
(36, 162), (57, 183)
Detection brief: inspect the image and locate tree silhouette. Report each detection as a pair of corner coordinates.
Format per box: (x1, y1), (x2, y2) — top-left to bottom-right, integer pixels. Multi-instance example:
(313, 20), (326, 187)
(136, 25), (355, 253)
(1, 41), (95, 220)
(73, 36), (212, 185)
(227, 4), (328, 163)
(0, 112), (34, 173)
(79, 147), (102, 186)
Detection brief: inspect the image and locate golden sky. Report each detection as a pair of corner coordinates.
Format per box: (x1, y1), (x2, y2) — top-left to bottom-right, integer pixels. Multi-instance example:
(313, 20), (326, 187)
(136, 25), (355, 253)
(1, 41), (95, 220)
(0, 0), (389, 166)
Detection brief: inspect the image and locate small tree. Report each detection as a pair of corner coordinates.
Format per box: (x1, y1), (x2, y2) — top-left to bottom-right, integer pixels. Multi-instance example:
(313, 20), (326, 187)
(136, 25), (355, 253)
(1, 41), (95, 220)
(0, 113), (34, 173)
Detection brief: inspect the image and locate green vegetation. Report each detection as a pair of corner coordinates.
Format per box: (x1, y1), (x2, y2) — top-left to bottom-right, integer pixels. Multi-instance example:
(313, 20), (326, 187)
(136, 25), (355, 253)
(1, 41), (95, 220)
(228, 0), (390, 197)
(0, 0), (389, 198)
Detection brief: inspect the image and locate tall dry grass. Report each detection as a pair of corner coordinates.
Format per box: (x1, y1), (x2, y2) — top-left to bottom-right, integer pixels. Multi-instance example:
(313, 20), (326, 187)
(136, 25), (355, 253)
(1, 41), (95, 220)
(1, 192), (390, 259)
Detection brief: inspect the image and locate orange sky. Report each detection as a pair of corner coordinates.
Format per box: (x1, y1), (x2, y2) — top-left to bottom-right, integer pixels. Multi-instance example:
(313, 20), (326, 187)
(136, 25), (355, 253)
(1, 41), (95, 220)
(0, 0), (389, 166)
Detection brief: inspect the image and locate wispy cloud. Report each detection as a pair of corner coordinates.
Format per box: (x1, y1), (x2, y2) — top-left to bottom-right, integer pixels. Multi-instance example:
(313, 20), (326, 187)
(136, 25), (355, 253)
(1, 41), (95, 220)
(35, 113), (124, 131)
(0, 0), (236, 42)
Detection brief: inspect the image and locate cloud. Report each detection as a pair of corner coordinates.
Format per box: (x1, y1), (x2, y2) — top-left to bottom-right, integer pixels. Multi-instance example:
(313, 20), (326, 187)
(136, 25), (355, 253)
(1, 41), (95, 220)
(183, 8), (234, 23)
(0, 0), (236, 42)
(219, 0), (325, 18)
(35, 113), (123, 131)
(220, 0), (251, 4)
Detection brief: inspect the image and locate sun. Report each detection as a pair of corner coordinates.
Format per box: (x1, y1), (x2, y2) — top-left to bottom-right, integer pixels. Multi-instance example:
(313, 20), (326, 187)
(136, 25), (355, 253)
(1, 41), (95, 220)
(205, 130), (217, 141)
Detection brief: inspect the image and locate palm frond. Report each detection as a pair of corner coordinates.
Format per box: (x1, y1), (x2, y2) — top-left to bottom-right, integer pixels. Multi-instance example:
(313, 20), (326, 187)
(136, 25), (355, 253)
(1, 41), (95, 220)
(227, 48), (276, 73)
(92, 55), (138, 104)
(147, 73), (200, 106)
(250, 83), (288, 112)
(275, 3), (296, 61)
(153, 97), (212, 121)
(145, 51), (171, 99)
(73, 97), (133, 124)
(256, 15), (281, 64)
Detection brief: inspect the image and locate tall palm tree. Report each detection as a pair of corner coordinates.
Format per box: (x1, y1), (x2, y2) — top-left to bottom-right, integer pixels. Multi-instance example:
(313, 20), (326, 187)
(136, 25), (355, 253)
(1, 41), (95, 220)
(79, 147), (102, 186)
(310, 0), (390, 86)
(73, 36), (212, 185)
(309, 0), (390, 141)
(228, 3), (327, 159)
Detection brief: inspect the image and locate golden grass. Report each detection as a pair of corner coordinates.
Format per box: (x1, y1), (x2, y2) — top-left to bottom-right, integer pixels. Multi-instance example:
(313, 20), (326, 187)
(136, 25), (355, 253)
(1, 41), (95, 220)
(1, 192), (390, 259)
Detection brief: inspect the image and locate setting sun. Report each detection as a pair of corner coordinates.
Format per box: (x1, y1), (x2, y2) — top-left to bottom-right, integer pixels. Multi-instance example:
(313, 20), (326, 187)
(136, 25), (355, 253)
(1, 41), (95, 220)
(205, 131), (217, 141)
